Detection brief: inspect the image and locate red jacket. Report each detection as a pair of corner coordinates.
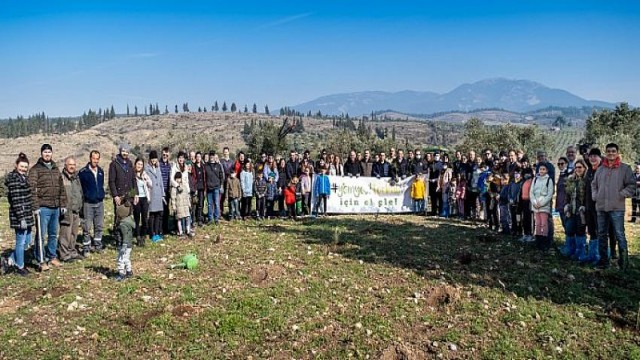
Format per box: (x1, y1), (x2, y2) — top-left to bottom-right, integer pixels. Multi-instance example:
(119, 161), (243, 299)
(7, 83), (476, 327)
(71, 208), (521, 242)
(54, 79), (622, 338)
(284, 185), (296, 205)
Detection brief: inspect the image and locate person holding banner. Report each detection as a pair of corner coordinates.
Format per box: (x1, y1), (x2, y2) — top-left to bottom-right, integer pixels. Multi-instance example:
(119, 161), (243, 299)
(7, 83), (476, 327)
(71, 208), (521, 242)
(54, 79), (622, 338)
(344, 150), (363, 177)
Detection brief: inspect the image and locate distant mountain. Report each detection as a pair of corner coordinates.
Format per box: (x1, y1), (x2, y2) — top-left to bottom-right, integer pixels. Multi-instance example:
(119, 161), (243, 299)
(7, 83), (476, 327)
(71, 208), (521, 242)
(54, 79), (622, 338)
(289, 78), (616, 116)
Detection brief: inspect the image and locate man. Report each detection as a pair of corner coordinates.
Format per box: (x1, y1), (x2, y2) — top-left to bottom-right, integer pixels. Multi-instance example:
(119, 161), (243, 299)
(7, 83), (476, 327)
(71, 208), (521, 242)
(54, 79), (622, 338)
(591, 143), (637, 270)
(344, 150), (363, 177)
(191, 151), (207, 226)
(78, 150), (105, 254)
(452, 151), (463, 178)
(59, 156), (83, 262)
(372, 152), (390, 178)
(411, 149), (425, 176)
(205, 151), (225, 225)
(483, 148), (495, 169)
(285, 150), (300, 182)
(316, 149), (328, 170)
(29, 144), (68, 271)
(389, 147), (397, 162)
(360, 150), (374, 177)
(219, 147), (235, 219)
(302, 150), (315, 175)
(632, 163), (640, 223)
(428, 152), (443, 216)
(566, 145), (578, 172)
(393, 150), (409, 180)
(506, 150), (520, 178)
(108, 143), (138, 244)
(159, 147), (173, 234)
(187, 151), (196, 166)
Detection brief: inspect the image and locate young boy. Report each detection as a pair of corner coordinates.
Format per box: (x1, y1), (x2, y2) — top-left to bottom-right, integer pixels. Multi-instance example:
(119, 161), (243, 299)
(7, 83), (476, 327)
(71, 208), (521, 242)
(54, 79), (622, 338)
(115, 199), (135, 281)
(411, 174), (426, 215)
(265, 175), (278, 219)
(498, 174), (511, 235)
(487, 173), (500, 231)
(226, 171), (242, 220)
(294, 175), (303, 217)
(171, 172), (194, 237)
(313, 166), (331, 217)
(254, 175), (268, 220)
(284, 179), (297, 220)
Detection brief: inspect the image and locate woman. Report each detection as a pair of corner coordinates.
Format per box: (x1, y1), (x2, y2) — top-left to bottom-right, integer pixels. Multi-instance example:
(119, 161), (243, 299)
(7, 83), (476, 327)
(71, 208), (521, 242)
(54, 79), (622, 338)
(133, 157), (151, 247)
(1, 153), (35, 276)
(277, 158), (287, 217)
(560, 159), (588, 260)
(529, 163), (555, 251)
(145, 151), (165, 242)
(262, 156), (279, 183)
(330, 155), (344, 176)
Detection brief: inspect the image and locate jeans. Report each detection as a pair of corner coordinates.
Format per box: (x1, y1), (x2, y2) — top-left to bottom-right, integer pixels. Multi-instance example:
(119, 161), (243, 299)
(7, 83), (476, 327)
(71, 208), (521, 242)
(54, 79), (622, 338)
(597, 211), (627, 258)
(12, 228), (33, 269)
(413, 199), (425, 213)
(83, 202), (104, 248)
(207, 188), (221, 222)
(34, 207), (60, 262)
(229, 198), (241, 219)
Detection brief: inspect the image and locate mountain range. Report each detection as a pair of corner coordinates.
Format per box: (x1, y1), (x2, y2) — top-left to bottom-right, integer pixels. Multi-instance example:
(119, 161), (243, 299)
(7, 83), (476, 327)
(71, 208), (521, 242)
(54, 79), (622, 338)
(289, 78), (616, 116)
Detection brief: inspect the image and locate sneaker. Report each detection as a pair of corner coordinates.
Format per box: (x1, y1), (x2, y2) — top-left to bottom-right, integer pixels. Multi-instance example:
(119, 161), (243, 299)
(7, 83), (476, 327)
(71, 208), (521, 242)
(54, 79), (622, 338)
(125, 270), (134, 279)
(151, 235), (162, 243)
(50, 258), (62, 267)
(525, 235), (535, 243)
(115, 273), (127, 281)
(15, 267), (30, 277)
(39, 263), (50, 272)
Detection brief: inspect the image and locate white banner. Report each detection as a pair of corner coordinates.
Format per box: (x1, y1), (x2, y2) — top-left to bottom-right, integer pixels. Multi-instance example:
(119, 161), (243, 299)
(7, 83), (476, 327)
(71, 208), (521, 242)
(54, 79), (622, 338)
(312, 175), (416, 214)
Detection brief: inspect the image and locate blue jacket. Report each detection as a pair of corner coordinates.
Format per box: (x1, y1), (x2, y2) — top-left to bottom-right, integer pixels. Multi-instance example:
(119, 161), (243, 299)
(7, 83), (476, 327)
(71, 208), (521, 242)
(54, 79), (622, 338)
(78, 163), (105, 204)
(314, 174), (331, 196)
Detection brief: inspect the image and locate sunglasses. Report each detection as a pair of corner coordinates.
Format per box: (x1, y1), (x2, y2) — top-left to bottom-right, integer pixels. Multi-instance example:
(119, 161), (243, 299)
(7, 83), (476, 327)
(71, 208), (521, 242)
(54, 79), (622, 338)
(606, 150), (618, 153)
(575, 166), (585, 169)
(557, 163), (566, 166)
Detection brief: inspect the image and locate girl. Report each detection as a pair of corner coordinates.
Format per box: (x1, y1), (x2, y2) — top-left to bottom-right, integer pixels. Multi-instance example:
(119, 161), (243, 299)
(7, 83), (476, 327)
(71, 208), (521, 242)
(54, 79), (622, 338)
(300, 166), (312, 216)
(284, 178), (297, 220)
(240, 162), (254, 220)
(530, 163), (555, 250)
(171, 172), (193, 237)
(1, 153), (35, 276)
(254, 174), (268, 220)
(455, 173), (466, 218)
(133, 157), (151, 247)
(277, 158), (287, 217)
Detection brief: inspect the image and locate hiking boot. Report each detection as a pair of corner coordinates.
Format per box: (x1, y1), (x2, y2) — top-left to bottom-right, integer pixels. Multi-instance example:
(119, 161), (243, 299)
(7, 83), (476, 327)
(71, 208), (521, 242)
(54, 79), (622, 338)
(137, 236), (145, 247)
(125, 270), (134, 278)
(15, 267), (30, 277)
(114, 273), (127, 282)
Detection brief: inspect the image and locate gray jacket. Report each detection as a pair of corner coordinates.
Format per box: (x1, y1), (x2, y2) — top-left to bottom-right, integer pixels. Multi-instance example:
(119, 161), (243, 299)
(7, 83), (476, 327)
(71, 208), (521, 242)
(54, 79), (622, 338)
(145, 164), (165, 212)
(591, 159), (636, 212)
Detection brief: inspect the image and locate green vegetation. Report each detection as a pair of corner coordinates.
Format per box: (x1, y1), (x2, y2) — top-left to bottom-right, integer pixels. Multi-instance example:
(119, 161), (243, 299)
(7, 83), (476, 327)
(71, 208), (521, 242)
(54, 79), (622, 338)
(1, 201), (639, 358)
(585, 103), (640, 163)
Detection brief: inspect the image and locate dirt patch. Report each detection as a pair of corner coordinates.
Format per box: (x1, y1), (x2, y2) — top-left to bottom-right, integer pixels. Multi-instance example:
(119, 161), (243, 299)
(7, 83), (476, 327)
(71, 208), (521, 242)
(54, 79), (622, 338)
(424, 284), (461, 308)
(0, 299), (22, 315)
(17, 288), (42, 302)
(249, 265), (286, 286)
(171, 305), (196, 319)
(123, 309), (164, 329)
(45, 286), (70, 299)
(378, 342), (428, 360)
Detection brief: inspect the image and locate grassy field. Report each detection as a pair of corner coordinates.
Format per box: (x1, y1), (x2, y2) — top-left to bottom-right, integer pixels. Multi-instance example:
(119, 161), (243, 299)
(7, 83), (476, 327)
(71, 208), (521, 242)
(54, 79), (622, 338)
(1, 202), (640, 359)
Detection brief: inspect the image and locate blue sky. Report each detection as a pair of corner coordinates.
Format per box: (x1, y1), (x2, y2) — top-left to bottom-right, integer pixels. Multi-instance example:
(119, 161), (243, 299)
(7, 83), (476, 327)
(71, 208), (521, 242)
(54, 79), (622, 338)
(1, 0), (639, 118)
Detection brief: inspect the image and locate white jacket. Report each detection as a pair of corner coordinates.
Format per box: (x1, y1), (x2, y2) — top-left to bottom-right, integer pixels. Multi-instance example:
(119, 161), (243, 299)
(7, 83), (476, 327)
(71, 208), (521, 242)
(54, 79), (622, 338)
(529, 174), (554, 214)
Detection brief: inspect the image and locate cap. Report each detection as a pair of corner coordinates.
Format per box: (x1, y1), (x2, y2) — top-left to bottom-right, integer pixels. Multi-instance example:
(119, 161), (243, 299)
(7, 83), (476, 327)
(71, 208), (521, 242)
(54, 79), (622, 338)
(40, 144), (52, 153)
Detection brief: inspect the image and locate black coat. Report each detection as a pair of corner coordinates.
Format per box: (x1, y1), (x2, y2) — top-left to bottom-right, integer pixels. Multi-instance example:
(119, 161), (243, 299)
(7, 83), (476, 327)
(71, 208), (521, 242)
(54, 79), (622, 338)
(108, 155), (137, 199)
(343, 160), (363, 176)
(5, 170), (35, 229)
(204, 162), (224, 190)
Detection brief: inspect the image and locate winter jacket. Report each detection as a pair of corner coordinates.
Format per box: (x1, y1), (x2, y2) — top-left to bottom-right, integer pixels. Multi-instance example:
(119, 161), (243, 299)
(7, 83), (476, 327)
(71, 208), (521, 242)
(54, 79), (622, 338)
(300, 174), (312, 194)
(286, 160), (300, 181)
(78, 164), (105, 204)
(314, 174), (331, 196)
(220, 158), (235, 177)
(191, 162), (206, 191)
(411, 178), (426, 200)
(28, 158), (68, 209)
(5, 170), (35, 229)
(159, 159), (172, 191)
(234, 160), (245, 177)
(263, 164), (279, 183)
(564, 173), (587, 215)
(411, 160), (426, 176)
(498, 185), (510, 206)
(360, 159), (374, 177)
(507, 180), (522, 205)
(255, 178), (268, 198)
(135, 172), (152, 198)
(170, 184), (191, 219)
(284, 186), (296, 206)
(170, 162), (191, 194)
(277, 168), (287, 189)
(266, 182), (278, 201)
(555, 169), (571, 212)
(144, 164), (165, 213)
(329, 163), (343, 176)
(61, 169), (83, 214)
(521, 178), (533, 201)
(584, 164), (599, 211)
(226, 176), (242, 199)
(205, 162), (224, 190)
(294, 182), (303, 200)
(393, 158), (409, 178)
(343, 160), (363, 177)
(240, 170), (254, 197)
(108, 155), (137, 199)
(455, 179), (467, 200)
(437, 168), (453, 193)
(530, 174), (554, 214)
(591, 157), (636, 212)
(372, 161), (390, 178)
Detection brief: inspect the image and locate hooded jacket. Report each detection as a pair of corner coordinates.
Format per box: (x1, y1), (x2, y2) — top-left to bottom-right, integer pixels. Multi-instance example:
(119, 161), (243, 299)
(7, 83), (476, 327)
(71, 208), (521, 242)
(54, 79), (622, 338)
(28, 158), (68, 209)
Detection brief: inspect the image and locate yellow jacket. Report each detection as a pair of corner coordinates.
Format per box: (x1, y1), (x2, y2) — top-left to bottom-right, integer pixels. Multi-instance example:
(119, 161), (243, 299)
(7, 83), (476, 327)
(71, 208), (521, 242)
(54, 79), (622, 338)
(411, 179), (426, 200)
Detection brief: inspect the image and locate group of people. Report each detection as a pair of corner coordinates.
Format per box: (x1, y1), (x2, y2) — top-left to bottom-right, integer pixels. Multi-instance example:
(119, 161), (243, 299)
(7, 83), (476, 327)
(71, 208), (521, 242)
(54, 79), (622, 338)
(2, 141), (638, 280)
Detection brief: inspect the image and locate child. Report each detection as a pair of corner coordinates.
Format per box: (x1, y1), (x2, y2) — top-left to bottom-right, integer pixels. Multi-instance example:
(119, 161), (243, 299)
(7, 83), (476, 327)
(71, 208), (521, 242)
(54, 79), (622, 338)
(519, 168), (534, 242)
(265, 175), (278, 219)
(438, 162), (453, 217)
(486, 173), (500, 231)
(254, 175), (267, 220)
(294, 176), (303, 217)
(508, 169), (523, 238)
(498, 174), (511, 235)
(115, 199), (136, 281)
(455, 174), (466, 219)
(171, 172), (194, 237)
(226, 171), (242, 220)
(449, 177), (458, 217)
(530, 163), (554, 251)
(284, 179), (297, 220)
(240, 162), (254, 220)
(411, 174), (426, 215)
(300, 167), (312, 216)
(313, 166), (331, 217)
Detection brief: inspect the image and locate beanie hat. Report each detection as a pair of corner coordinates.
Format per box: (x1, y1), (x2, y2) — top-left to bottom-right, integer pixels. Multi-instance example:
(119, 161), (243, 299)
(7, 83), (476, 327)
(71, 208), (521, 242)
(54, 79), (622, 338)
(119, 142), (131, 152)
(41, 144), (52, 153)
(149, 150), (159, 160)
(588, 148), (602, 157)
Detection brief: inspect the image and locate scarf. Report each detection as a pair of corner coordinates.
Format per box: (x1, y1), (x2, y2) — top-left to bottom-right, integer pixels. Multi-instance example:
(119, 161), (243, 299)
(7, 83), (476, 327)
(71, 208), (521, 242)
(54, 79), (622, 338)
(603, 156), (621, 169)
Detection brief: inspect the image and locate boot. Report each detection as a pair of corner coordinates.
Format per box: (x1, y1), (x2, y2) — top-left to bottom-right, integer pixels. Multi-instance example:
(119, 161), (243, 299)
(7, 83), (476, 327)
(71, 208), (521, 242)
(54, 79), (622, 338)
(618, 247), (629, 271)
(610, 237), (618, 259)
(137, 236), (145, 247)
(572, 236), (586, 261)
(535, 235), (545, 250)
(580, 239), (600, 264)
(559, 235), (576, 257)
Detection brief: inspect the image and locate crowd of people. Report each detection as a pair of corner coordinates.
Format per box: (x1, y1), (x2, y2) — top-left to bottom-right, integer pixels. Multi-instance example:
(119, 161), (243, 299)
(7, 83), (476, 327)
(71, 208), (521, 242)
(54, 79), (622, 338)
(2, 141), (638, 280)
